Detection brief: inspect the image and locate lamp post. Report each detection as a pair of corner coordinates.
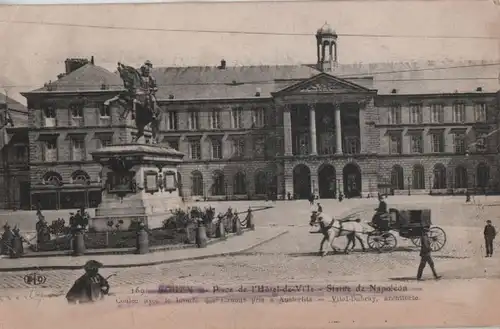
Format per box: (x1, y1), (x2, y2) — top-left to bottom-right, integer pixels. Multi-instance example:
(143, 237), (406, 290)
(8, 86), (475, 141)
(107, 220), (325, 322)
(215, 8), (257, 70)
(407, 176), (411, 196)
(429, 175), (433, 195)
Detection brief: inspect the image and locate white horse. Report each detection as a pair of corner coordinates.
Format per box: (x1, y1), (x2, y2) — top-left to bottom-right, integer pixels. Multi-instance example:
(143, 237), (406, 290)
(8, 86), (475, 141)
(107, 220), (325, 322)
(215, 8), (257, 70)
(310, 211), (367, 256)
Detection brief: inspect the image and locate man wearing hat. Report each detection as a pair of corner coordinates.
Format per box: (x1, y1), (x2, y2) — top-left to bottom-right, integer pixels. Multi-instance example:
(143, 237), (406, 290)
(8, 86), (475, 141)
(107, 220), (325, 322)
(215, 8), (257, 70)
(417, 228), (441, 281)
(66, 260), (110, 304)
(484, 220), (496, 257)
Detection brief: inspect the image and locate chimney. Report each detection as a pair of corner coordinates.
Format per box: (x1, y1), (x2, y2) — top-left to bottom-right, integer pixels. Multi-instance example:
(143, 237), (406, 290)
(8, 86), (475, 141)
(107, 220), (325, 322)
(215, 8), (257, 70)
(90, 56), (95, 65)
(219, 59), (226, 69)
(64, 58), (90, 74)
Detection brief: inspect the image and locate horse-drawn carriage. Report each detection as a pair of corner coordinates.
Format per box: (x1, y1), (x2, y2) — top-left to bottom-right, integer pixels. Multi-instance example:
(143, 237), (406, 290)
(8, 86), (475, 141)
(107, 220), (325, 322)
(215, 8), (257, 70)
(367, 208), (447, 253)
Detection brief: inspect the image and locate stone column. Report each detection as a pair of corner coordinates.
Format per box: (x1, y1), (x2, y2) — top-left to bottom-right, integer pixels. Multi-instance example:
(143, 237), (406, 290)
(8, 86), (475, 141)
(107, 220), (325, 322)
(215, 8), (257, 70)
(334, 104), (343, 154)
(309, 104), (318, 155)
(283, 105), (293, 156)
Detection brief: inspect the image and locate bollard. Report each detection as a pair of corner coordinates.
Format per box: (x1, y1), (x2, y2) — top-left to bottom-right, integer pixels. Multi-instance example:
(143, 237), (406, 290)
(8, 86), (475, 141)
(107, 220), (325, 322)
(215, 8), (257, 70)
(136, 223), (149, 254)
(9, 236), (23, 259)
(215, 220), (226, 240)
(233, 215), (243, 236)
(73, 227), (86, 256)
(196, 222), (208, 248)
(245, 208), (255, 231)
(184, 223), (196, 244)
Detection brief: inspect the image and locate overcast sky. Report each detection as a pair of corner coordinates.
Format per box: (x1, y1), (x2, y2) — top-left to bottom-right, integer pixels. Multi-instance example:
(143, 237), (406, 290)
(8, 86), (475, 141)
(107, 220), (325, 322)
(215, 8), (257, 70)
(0, 0), (499, 104)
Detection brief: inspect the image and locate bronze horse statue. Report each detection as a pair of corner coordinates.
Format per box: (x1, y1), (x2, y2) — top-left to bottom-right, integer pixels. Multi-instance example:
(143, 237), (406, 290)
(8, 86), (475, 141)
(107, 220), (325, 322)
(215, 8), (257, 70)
(104, 62), (161, 144)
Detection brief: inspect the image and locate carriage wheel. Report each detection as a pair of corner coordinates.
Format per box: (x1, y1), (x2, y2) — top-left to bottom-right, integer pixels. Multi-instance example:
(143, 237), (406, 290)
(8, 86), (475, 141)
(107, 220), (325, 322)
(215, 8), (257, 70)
(429, 227), (447, 252)
(410, 236), (421, 248)
(380, 232), (397, 252)
(367, 232), (385, 251)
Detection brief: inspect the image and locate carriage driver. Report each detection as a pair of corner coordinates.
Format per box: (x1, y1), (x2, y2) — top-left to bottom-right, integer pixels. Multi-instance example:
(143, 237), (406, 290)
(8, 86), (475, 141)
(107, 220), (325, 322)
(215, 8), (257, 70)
(372, 194), (389, 229)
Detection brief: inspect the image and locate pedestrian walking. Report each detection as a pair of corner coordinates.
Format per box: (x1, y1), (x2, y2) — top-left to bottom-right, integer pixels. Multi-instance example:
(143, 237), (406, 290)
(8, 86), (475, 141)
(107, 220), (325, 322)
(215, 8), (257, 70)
(484, 220), (496, 257)
(417, 228), (441, 281)
(308, 193), (315, 206)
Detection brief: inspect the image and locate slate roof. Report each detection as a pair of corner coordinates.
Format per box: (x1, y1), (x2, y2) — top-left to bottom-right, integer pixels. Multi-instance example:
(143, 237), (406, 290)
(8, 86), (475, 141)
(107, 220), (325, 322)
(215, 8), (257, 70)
(0, 93), (28, 127)
(25, 59), (500, 101)
(28, 63), (124, 93)
(153, 60), (500, 100)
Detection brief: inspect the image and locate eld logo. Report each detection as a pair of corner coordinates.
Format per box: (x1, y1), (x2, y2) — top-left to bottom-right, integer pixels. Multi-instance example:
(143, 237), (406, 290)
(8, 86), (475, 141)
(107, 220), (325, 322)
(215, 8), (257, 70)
(23, 273), (47, 286)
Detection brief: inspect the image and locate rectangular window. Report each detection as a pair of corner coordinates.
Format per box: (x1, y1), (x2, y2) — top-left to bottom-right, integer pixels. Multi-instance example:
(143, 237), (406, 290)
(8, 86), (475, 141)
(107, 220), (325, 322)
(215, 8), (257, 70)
(165, 111), (178, 130)
(409, 104), (423, 124)
(410, 134), (423, 153)
(189, 140), (201, 160)
(430, 133), (444, 153)
(164, 139), (179, 150)
(43, 138), (58, 162)
(43, 107), (56, 119)
(253, 137), (266, 157)
(429, 104), (444, 123)
(232, 138), (245, 158)
(97, 135), (112, 148)
(389, 134), (402, 154)
(474, 103), (487, 122)
(98, 105), (111, 126)
(209, 110), (221, 129)
(188, 111), (199, 130)
(344, 137), (360, 155)
(454, 134), (466, 154)
(231, 107), (243, 129)
(211, 138), (222, 159)
(71, 106), (83, 118)
(388, 105), (401, 124)
(71, 137), (85, 161)
(475, 131), (488, 152)
(99, 104), (110, 118)
(43, 107), (56, 127)
(452, 103), (465, 123)
(252, 108), (266, 127)
(14, 145), (27, 163)
(71, 105), (84, 127)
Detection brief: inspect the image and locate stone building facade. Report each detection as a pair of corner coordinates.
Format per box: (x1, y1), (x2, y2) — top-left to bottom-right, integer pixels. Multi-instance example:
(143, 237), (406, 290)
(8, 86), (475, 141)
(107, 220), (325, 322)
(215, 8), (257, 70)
(0, 95), (30, 209)
(13, 23), (500, 209)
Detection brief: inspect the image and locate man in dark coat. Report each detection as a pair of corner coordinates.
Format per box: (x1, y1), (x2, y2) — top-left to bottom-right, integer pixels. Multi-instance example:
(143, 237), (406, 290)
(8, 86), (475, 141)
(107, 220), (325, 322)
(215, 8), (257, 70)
(372, 194), (388, 229)
(417, 228), (441, 280)
(66, 260), (110, 304)
(484, 220), (496, 257)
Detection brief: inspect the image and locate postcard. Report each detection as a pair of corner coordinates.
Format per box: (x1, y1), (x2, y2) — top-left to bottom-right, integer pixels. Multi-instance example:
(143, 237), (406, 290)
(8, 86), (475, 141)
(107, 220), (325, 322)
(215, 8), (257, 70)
(0, 1), (499, 328)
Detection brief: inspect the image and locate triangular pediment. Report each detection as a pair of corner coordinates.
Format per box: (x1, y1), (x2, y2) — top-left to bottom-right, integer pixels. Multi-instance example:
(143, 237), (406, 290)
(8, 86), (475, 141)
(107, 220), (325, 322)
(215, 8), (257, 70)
(274, 72), (374, 95)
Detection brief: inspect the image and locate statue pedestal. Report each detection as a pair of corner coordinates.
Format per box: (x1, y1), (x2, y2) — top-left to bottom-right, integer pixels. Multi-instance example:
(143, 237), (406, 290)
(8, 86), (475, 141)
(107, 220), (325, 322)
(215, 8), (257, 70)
(90, 143), (185, 232)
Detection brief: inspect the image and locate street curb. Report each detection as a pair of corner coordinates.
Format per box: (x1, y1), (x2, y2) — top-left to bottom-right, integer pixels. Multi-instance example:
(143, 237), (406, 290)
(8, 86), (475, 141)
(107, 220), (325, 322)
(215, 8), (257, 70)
(0, 230), (289, 272)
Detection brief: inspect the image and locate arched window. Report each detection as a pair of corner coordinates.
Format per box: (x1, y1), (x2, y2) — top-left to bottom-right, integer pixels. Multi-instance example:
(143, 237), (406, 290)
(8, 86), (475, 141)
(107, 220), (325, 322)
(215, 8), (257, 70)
(71, 170), (90, 185)
(390, 165), (404, 190)
(212, 171), (225, 196)
(191, 171), (203, 196)
(477, 163), (490, 188)
(454, 166), (468, 188)
(233, 172), (247, 195)
(254, 171), (267, 195)
(433, 164), (447, 189)
(412, 165), (425, 189)
(43, 171), (63, 186)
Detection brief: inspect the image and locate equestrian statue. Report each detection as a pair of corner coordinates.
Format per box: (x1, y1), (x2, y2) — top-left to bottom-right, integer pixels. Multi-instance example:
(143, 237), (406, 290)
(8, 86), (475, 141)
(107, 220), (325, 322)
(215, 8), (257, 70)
(103, 60), (162, 144)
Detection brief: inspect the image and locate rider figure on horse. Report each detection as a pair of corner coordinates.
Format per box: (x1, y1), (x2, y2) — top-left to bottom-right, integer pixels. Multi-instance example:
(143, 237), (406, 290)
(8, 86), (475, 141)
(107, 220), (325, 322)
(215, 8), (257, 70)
(105, 60), (158, 120)
(138, 60), (158, 120)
